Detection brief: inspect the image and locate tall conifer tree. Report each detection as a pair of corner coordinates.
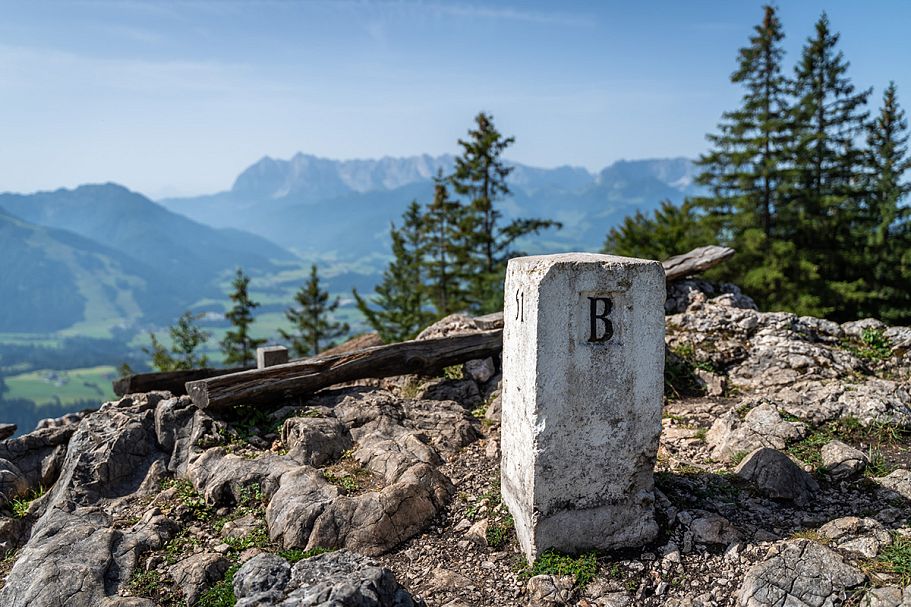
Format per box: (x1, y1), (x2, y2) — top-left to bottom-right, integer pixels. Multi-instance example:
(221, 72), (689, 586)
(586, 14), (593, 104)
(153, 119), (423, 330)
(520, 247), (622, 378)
(353, 202), (435, 342)
(694, 5), (822, 314)
(145, 311), (210, 371)
(863, 83), (911, 322)
(424, 171), (469, 315)
(603, 200), (714, 261)
(221, 268), (266, 366)
(280, 265), (349, 357)
(449, 112), (560, 312)
(788, 12), (871, 319)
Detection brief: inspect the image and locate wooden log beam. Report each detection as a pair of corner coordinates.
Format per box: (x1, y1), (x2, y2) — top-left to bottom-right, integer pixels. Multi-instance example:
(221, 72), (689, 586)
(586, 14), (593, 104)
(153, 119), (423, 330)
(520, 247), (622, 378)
(663, 245), (735, 283)
(113, 367), (251, 397)
(186, 329), (503, 411)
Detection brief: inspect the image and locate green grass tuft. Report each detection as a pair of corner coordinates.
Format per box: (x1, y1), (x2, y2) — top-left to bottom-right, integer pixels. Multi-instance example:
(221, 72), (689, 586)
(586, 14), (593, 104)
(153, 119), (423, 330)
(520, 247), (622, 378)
(278, 547), (332, 563)
(521, 549), (599, 587)
(877, 535), (911, 585)
(485, 515), (514, 549)
(195, 564), (239, 607)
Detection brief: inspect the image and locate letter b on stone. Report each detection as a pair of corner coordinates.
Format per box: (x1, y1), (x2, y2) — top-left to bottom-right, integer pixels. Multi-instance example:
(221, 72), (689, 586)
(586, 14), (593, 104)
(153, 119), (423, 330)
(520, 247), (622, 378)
(588, 296), (613, 342)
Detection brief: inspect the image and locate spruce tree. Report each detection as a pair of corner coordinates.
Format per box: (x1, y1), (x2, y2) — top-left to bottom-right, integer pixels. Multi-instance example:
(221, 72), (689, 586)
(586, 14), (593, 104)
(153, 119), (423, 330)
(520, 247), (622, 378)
(280, 264), (349, 357)
(693, 5), (823, 314)
(221, 268), (266, 367)
(424, 171), (469, 315)
(603, 199), (715, 261)
(145, 311), (210, 371)
(863, 82), (911, 323)
(789, 12), (871, 320)
(353, 202), (435, 342)
(449, 112), (560, 312)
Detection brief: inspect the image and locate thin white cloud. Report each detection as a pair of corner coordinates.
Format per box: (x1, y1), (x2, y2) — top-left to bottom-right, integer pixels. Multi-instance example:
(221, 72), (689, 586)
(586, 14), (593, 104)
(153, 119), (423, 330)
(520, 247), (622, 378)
(420, 2), (595, 27)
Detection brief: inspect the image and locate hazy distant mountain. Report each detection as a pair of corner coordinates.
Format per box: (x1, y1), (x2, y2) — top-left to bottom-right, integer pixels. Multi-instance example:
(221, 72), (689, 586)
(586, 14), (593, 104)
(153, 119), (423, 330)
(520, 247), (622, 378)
(160, 154), (700, 259)
(0, 184), (296, 287)
(0, 207), (182, 332)
(0, 184), (297, 332)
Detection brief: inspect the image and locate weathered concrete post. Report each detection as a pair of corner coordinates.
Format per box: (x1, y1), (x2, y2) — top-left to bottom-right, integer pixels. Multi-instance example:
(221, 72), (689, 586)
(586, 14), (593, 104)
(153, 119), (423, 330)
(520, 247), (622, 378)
(257, 345), (289, 369)
(501, 253), (665, 561)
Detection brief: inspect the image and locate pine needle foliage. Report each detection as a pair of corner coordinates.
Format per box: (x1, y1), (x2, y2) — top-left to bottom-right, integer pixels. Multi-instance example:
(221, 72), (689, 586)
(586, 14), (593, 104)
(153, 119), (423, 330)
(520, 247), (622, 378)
(280, 265), (349, 357)
(221, 268), (266, 367)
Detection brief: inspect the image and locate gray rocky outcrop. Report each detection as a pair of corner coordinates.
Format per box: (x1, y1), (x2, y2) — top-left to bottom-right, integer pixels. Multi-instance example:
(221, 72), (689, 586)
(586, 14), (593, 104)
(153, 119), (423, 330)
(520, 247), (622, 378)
(737, 539), (866, 607)
(233, 551), (425, 607)
(706, 401), (807, 462)
(818, 516), (891, 558)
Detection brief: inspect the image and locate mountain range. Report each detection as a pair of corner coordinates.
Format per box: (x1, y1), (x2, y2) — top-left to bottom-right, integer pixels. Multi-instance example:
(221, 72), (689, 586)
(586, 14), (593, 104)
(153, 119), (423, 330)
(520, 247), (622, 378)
(0, 155), (700, 335)
(0, 184), (295, 333)
(160, 154), (700, 259)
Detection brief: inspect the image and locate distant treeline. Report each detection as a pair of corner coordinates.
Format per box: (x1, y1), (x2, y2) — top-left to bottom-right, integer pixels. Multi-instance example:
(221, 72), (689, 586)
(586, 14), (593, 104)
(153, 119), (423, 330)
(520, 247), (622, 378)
(0, 334), (148, 374)
(605, 6), (911, 324)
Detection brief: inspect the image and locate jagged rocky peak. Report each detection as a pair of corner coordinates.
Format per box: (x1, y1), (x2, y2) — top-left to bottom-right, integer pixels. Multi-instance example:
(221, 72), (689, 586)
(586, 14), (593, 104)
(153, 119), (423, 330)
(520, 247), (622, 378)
(0, 283), (909, 606)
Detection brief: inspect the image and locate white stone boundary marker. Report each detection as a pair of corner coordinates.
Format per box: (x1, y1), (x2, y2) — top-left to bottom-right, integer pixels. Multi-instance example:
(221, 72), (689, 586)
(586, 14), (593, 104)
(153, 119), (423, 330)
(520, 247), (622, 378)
(257, 345), (289, 369)
(501, 253), (665, 561)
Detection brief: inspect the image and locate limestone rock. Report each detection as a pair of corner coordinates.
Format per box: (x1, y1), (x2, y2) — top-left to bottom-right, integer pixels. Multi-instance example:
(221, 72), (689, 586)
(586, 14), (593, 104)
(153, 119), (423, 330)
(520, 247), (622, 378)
(735, 448), (819, 505)
(862, 587), (909, 607)
(416, 378), (483, 410)
(526, 574), (575, 606)
(706, 401), (807, 462)
(464, 357), (496, 384)
(878, 469), (911, 500)
(818, 516), (891, 558)
(169, 552), (230, 605)
(485, 391), (502, 422)
(267, 463), (451, 556)
(427, 567), (473, 593)
(821, 440), (868, 481)
(0, 423), (77, 501)
(884, 326), (911, 354)
(0, 423), (16, 441)
(187, 449), (297, 507)
(842, 318), (886, 339)
(0, 516), (25, 553)
(233, 550), (425, 607)
(281, 416), (352, 466)
(416, 313), (488, 340)
(232, 553), (291, 604)
(688, 511), (741, 546)
(465, 518), (488, 545)
(737, 539), (866, 607)
(694, 368), (725, 396)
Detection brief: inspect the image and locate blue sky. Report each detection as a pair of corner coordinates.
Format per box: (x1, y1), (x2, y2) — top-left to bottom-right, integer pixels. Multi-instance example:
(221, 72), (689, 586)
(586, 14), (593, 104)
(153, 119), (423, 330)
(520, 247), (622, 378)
(1, 1), (908, 198)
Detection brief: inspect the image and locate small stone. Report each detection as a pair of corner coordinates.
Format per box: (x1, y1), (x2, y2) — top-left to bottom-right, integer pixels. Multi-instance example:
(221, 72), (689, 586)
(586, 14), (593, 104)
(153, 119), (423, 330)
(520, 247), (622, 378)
(453, 518), (472, 533)
(819, 516), (892, 558)
(821, 440), (868, 481)
(465, 519), (489, 546)
(527, 574), (574, 606)
(169, 552), (230, 605)
(735, 447), (819, 505)
(862, 586), (903, 607)
(464, 358), (496, 384)
(689, 511), (741, 546)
